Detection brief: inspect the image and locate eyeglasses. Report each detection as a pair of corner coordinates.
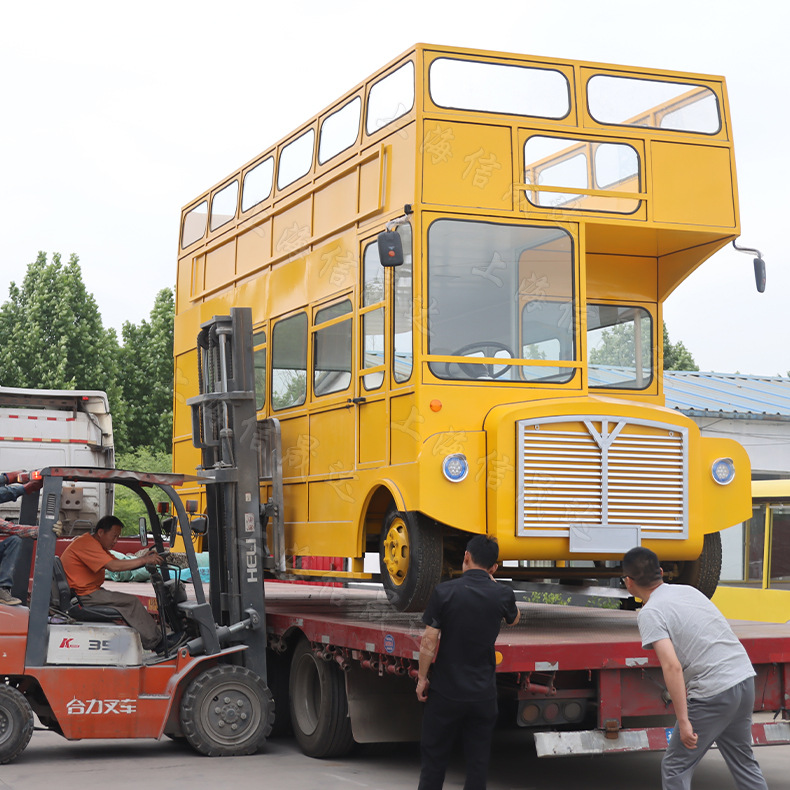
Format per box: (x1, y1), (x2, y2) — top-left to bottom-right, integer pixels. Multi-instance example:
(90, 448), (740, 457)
(620, 575), (631, 585)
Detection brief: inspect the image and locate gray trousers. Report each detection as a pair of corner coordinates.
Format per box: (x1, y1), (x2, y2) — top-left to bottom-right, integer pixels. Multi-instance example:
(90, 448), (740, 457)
(81, 587), (162, 650)
(662, 678), (768, 790)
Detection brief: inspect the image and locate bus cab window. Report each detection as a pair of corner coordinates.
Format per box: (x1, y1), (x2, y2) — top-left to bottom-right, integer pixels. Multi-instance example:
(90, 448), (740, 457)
(427, 218), (574, 382)
(587, 304), (653, 389)
(392, 223), (413, 384)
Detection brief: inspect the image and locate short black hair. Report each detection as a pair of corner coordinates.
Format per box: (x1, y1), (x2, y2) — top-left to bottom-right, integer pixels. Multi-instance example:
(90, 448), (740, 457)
(92, 515), (124, 535)
(622, 546), (662, 587)
(466, 535), (499, 569)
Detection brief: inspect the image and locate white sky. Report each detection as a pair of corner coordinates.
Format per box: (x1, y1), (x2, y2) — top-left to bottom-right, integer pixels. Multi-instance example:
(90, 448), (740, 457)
(1, 0), (787, 375)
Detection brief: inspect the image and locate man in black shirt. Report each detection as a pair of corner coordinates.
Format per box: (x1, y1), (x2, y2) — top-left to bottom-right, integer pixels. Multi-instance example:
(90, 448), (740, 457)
(416, 535), (520, 790)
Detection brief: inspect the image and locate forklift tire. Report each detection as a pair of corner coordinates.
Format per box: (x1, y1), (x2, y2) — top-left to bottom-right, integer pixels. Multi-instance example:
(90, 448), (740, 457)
(0, 685), (34, 765)
(180, 665), (274, 757)
(379, 507), (442, 612)
(289, 637), (355, 758)
(670, 532), (722, 600)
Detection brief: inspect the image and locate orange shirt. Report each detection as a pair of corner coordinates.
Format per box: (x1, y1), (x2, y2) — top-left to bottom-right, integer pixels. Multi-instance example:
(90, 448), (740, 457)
(61, 532), (112, 596)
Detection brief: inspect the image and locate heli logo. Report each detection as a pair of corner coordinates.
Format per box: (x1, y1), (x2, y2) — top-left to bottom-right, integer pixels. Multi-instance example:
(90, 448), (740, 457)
(245, 538), (258, 583)
(59, 638), (79, 649)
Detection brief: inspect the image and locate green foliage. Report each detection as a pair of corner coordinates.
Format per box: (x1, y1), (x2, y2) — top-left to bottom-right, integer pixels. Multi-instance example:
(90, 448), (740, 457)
(0, 251), (123, 434)
(526, 591), (572, 606)
(113, 447), (173, 534)
(663, 324), (699, 371)
(117, 288), (175, 453)
(588, 322), (648, 368)
(0, 253), (176, 457)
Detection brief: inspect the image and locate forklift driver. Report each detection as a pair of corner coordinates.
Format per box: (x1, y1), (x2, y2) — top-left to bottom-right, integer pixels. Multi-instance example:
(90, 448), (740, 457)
(60, 515), (177, 653)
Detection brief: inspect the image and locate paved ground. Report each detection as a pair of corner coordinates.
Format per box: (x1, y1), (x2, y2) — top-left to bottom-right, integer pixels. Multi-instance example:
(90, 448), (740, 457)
(2, 725), (786, 790)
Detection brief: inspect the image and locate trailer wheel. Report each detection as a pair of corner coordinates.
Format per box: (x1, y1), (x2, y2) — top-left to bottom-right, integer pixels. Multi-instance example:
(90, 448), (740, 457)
(671, 532), (722, 599)
(0, 685), (34, 765)
(379, 507), (442, 612)
(289, 637), (354, 758)
(180, 665), (274, 757)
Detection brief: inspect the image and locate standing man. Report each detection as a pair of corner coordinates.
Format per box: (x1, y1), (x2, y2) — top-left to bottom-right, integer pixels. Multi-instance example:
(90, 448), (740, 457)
(416, 535), (520, 790)
(622, 546), (768, 790)
(61, 515), (171, 652)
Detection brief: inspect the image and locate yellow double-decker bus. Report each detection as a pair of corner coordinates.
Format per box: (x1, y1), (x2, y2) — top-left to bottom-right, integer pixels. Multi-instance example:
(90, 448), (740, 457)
(173, 44), (751, 610)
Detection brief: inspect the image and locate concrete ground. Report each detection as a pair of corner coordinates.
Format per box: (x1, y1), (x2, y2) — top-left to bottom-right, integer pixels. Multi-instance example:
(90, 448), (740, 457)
(2, 724), (786, 790)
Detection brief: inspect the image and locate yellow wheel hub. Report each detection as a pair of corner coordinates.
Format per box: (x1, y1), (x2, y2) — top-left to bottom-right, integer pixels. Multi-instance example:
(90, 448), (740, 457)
(382, 517), (410, 587)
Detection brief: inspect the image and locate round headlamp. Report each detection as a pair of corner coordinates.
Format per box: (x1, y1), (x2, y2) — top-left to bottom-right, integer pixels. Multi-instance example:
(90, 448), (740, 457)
(442, 453), (469, 483)
(711, 457), (735, 485)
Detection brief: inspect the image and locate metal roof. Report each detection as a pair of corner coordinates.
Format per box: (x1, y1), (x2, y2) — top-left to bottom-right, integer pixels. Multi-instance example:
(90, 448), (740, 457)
(663, 370), (790, 421)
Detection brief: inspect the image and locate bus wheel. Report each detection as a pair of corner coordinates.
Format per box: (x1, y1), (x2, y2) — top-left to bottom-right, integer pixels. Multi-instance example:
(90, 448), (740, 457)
(180, 665), (274, 757)
(289, 637), (355, 758)
(0, 685), (34, 764)
(379, 507), (442, 612)
(671, 532), (722, 599)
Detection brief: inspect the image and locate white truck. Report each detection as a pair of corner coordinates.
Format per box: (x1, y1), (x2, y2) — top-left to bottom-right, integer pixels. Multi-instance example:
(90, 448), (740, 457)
(0, 387), (114, 533)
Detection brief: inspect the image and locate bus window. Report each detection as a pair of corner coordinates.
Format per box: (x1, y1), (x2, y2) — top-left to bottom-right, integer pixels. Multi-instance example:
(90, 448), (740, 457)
(524, 136), (640, 213)
(427, 219), (574, 382)
(587, 75), (721, 134)
(242, 157), (274, 212)
(253, 330), (266, 411)
(318, 97), (361, 165)
(271, 313), (307, 409)
(430, 57), (570, 119)
(392, 223), (413, 384)
(366, 61), (414, 135)
(313, 300), (352, 396)
(181, 201), (207, 248)
(587, 304), (653, 389)
(210, 180), (239, 232)
(770, 505), (790, 587)
(361, 242), (385, 390)
(278, 129), (315, 190)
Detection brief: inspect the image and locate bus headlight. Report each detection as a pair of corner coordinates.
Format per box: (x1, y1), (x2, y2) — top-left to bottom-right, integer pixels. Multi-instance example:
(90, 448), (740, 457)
(442, 453), (469, 483)
(711, 457), (735, 485)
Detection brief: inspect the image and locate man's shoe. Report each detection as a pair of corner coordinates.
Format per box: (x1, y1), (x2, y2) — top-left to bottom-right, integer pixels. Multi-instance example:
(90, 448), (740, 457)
(0, 588), (22, 606)
(156, 631), (187, 655)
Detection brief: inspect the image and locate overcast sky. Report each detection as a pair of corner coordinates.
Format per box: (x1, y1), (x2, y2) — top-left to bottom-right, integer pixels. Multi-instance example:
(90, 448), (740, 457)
(1, 0), (787, 375)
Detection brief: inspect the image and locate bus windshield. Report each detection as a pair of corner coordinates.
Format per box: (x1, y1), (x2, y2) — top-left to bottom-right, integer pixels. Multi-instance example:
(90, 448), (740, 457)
(427, 219), (575, 382)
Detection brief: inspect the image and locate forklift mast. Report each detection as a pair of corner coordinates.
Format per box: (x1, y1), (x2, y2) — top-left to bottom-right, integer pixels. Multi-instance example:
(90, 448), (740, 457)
(188, 308), (268, 678)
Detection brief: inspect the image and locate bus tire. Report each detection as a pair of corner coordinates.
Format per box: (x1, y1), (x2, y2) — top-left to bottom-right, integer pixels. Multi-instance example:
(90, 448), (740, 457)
(0, 685), (34, 765)
(180, 664), (274, 757)
(379, 507), (442, 612)
(289, 637), (355, 758)
(672, 532), (722, 599)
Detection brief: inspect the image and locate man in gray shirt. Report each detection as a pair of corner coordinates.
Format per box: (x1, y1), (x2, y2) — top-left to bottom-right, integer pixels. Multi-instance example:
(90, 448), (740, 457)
(622, 546), (767, 790)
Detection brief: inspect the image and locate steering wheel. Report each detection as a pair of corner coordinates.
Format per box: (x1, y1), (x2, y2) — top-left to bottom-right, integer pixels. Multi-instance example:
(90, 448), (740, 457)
(449, 341), (515, 379)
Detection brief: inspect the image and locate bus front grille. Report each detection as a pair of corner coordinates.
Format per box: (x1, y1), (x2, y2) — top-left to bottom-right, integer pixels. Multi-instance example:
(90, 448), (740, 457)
(516, 416), (688, 544)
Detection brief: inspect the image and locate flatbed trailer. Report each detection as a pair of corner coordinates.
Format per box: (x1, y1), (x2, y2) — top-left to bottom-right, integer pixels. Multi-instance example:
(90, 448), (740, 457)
(156, 580), (788, 758)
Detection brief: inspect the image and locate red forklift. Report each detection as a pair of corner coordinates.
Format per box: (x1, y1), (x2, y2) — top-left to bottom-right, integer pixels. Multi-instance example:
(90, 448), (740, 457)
(0, 308), (277, 763)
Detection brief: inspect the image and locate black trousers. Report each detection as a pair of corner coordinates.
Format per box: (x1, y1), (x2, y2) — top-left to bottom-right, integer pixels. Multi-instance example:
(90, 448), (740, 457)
(418, 691), (498, 790)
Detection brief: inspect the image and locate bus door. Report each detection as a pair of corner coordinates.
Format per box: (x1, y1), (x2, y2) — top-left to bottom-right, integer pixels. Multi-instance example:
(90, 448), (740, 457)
(356, 238), (388, 467)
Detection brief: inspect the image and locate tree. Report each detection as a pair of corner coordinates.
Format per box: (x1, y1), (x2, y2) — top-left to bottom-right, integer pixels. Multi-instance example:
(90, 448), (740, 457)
(663, 324), (699, 371)
(0, 251), (123, 431)
(116, 288), (175, 454)
(113, 446), (173, 534)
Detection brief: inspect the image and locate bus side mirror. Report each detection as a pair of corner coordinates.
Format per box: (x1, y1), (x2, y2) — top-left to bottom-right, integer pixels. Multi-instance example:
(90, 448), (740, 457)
(754, 258), (766, 293)
(378, 230), (404, 267)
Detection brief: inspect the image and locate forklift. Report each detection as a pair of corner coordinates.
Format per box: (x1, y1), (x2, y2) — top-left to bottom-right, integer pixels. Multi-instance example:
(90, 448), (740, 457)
(0, 308), (280, 763)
